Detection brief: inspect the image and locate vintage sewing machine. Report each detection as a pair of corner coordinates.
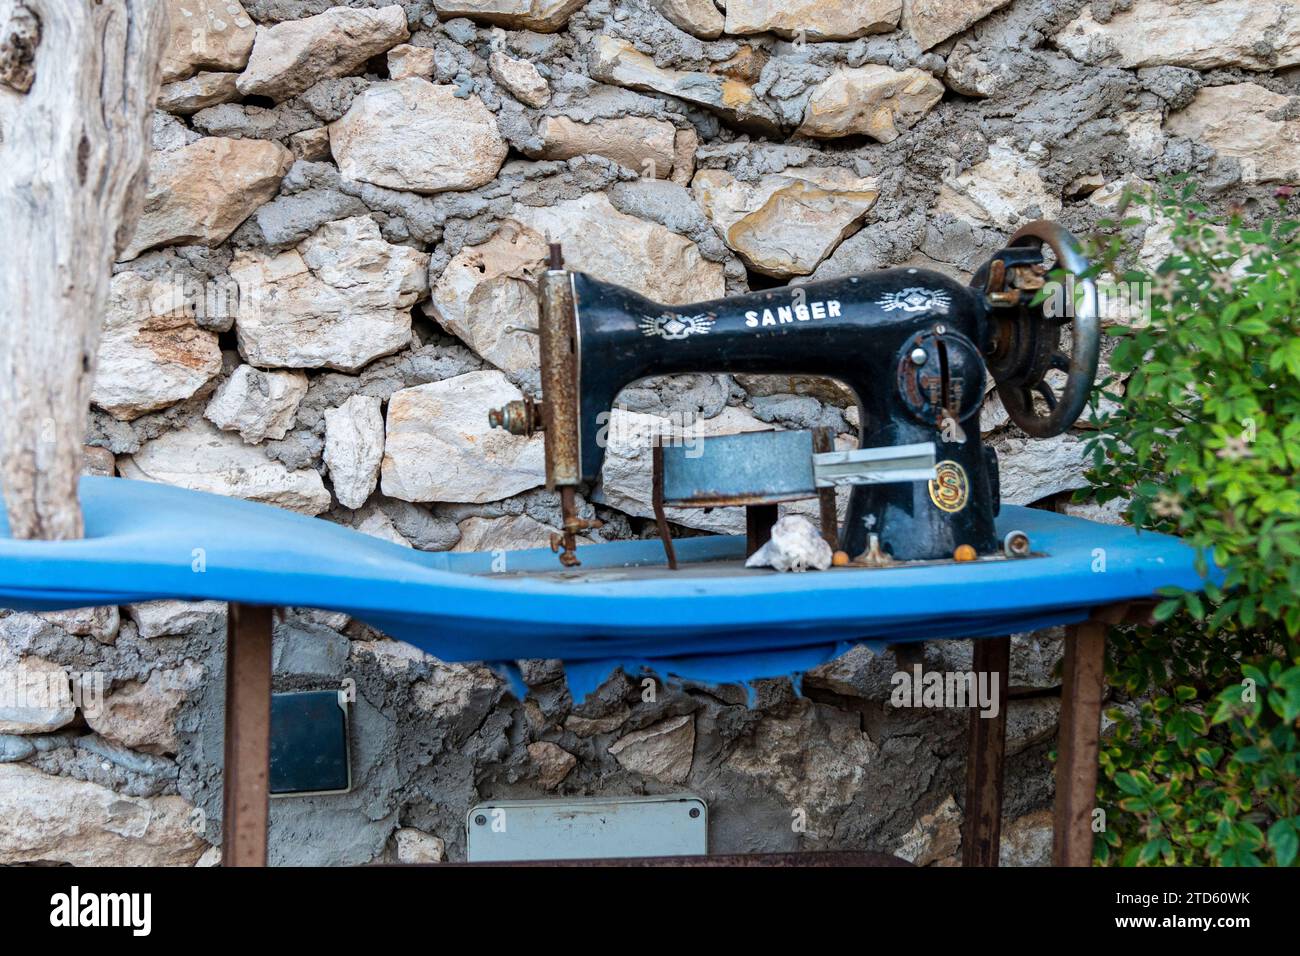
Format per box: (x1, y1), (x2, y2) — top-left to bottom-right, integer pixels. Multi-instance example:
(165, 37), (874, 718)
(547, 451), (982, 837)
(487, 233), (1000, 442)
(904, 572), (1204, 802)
(489, 221), (1099, 569)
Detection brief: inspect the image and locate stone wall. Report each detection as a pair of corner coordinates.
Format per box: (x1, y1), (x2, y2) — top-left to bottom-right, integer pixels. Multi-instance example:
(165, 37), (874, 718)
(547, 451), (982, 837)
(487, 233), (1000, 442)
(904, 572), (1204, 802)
(1, 0), (1297, 865)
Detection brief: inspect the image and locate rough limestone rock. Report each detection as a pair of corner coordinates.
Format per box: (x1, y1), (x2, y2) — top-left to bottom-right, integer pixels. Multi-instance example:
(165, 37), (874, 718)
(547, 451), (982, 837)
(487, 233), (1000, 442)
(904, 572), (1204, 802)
(431, 0), (586, 32)
(82, 446), (117, 479)
(160, 0), (256, 82)
(122, 137), (294, 260)
(0, 765), (206, 866)
(994, 432), (1090, 505)
(1000, 808), (1054, 867)
(1057, 0), (1300, 70)
(799, 66), (944, 141)
(725, 698), (878, 835)
(0, 658), (75, 735)
(91, 272), (223, 421)
(330, 79), (507, 194)
(511, 191), (725, 305)
(537, 115), (677, 177)
(902, 0), (1012, 51)
(231, 216), (429, 371)
(39, 606), (121, 644)
(387, 43), (437, 80)
(565, 707), (631, 737)
(1166, 84), (1300, 184)
(381, 370), (546, 504)
(726, 0), (901, 41)
(895, 794), (962, 865)
(427, 220), (548, 376)
(85, 662), (204, 755)
(650, 0), (724, 39)
(692, 166), (879, 276)
(126, 600), (226, 639)
(528, 741), (577, 789)
(598, 406), (769, 534)
(488, 51), (550, 107)
(745, 515), (834, 572)
(453, 514), (578, 552)
(205, 365), (309, 444)
(237, 5), (410, 101)
(608, 714), (695, 785)
(157, 72), (242, 115)
(590, 36), (781, 135)
(118, 419), (332, 514)
(936, 139), (1062, 229)
(394, 827), (445, 863)
(672, 127), (698, 185)
(408, 657), (501, 718)
(289, 127), (332, 161)
(323, 395), (385, 509)
(943, 43), (1008, 98)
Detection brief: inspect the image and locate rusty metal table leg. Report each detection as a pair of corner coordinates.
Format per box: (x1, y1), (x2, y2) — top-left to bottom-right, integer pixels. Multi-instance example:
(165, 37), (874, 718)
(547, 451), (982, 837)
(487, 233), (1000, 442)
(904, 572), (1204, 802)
(222, 602), (273, 867)
(1052, 618), (1107, 866)
(962, 635), (1009, 867)
(745, 503), (779, 557)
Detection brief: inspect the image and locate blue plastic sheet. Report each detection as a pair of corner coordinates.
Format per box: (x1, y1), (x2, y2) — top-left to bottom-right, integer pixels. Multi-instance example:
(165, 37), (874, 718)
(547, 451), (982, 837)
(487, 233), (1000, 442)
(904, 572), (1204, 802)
(0, 477), (1212, 699)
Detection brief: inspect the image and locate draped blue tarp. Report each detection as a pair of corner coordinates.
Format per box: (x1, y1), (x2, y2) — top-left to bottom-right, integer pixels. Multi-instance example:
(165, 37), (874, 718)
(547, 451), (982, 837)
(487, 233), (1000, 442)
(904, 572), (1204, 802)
(0, 477), (1211, 699)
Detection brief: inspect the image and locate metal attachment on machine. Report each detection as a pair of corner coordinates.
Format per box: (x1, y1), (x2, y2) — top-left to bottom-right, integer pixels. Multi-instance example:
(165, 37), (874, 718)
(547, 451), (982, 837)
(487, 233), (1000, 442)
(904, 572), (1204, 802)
(1002, 529), (1031, 558)
(979, 220), (1100, 440)
(488, 397), (544, 437)
(857, 533), (894, 568)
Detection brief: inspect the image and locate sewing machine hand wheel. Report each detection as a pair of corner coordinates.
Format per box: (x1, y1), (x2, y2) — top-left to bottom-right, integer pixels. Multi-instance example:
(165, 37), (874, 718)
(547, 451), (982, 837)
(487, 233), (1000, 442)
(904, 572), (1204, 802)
(988, 221), (1100, 439)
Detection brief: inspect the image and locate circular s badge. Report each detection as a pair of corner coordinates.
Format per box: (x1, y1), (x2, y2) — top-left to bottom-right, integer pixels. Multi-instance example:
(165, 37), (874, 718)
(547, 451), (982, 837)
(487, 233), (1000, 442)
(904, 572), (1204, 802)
(928, 460), (969, 513)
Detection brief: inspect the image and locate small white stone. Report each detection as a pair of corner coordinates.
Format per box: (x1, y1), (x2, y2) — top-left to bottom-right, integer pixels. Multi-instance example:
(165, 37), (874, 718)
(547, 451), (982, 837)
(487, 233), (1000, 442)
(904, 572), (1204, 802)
(118, 419), (332, 515)
(231, 216), (428, 372)
(205, 365), (308, 444)
(488, 51), (551, 107)
(387, 43), (437, 80)
(744, 515), (833, 572)
(236, 5), (411, 101)
(0, 658), (76, 735)
(92, 272), (223, 420)
(0, 765), (206, 865)
(381, 370), (546, 504)
(394, 827), (445, 863)
(127, 600), (227, 639)
(330, 79), (507, 194)
(323, 395), (385, 509)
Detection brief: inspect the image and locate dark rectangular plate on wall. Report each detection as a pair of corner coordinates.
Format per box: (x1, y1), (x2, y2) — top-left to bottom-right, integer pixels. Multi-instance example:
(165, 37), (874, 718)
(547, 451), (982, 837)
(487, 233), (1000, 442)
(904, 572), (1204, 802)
(269, 690), (351, 796)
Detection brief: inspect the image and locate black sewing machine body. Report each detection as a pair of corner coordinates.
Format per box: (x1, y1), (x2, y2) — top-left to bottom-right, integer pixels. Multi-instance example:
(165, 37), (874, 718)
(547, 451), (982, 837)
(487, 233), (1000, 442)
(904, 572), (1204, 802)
(490, 221), (1099, 568)
(573, 269), (998, 560)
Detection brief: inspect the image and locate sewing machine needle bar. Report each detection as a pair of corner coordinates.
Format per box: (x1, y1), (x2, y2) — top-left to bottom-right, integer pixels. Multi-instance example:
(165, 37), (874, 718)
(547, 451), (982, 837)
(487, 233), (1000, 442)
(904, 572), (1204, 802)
(812, 442), (937, 488)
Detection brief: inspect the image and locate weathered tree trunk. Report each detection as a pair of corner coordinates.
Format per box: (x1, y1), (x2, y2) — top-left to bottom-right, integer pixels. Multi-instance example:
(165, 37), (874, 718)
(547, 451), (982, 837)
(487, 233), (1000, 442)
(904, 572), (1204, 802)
(0, 0), (166, 539)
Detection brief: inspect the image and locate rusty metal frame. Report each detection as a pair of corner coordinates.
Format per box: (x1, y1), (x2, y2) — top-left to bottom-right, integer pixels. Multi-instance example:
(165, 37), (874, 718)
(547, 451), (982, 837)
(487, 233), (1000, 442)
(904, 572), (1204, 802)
(651, 444), (678, 570)
(222, 602), (273, 867)
(213, 598), (1138, 867)
(962, 635), (1010, 867)
(809, 426), (840, 548)
(745, 503), (780, 558)
(1050, 601), (1150, 866)
(435, 851), (911, 867)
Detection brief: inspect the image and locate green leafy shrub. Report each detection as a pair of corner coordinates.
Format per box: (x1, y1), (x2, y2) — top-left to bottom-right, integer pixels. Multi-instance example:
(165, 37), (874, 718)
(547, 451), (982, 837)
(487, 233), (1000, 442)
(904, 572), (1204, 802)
(1076, 179), (1300, 866)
